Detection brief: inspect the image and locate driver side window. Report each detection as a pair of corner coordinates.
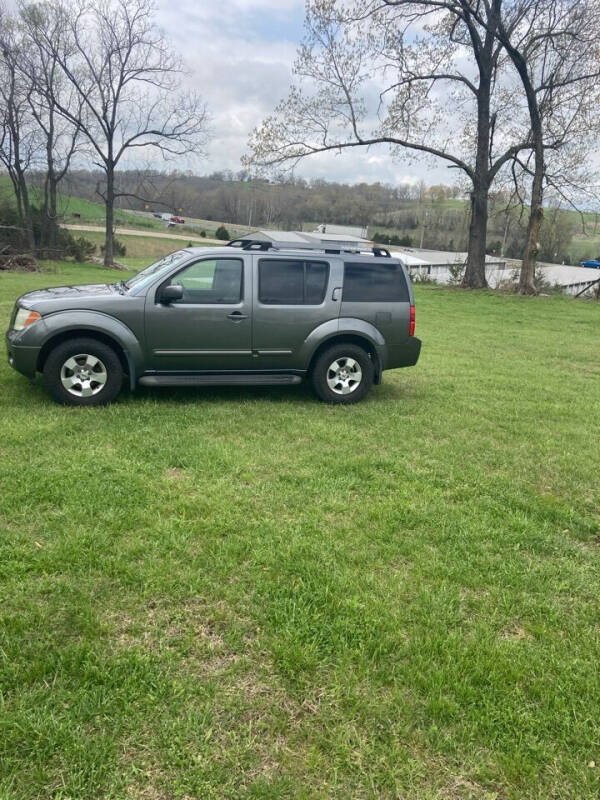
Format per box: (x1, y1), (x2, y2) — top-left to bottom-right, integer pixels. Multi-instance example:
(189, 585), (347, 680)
(169, 258), (243, 304)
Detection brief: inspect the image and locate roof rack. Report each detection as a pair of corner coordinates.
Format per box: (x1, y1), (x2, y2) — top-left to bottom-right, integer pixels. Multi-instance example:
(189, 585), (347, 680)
(228, 238), (392, 258)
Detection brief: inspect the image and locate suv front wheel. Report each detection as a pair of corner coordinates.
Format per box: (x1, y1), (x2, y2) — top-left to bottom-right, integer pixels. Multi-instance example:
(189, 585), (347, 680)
(311, 343), (374, 404)
(43, 337), (124, 406)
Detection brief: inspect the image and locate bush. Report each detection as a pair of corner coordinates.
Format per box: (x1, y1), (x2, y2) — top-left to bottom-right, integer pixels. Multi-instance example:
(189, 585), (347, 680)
(372, 231), (413, 247)
(200, 230), (206, 238)
(101, 237), (127, 257)
(215, 225), (230, 241)
(66, 236), (96, 262)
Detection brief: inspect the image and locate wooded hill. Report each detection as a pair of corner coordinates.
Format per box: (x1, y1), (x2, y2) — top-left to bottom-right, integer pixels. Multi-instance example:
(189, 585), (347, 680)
(16, 169), (600, 266)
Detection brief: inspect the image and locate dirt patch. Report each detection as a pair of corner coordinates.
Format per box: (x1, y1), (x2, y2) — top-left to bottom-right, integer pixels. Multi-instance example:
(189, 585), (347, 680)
(162, 467), (186, 481)
(500, 625), (531, 642)
(437, 775), (501, 799)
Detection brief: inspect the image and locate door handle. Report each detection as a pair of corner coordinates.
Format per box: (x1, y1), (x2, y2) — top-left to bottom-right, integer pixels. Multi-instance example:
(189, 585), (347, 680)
(227, 312), (248, 321)
(332, 287), (342, 301)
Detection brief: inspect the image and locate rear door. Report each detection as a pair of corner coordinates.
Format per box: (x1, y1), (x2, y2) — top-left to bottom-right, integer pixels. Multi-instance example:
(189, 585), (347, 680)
(340, 259), (411, 345)
(251, 255), (342, 370)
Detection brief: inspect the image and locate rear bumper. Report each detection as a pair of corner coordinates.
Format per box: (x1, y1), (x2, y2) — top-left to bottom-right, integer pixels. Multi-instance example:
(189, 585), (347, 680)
(5, 331), (39, 379)
(384, 336), (422, 370)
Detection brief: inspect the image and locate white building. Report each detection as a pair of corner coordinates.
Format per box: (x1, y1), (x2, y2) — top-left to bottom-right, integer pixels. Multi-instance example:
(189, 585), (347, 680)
(240, 229), (372, 251)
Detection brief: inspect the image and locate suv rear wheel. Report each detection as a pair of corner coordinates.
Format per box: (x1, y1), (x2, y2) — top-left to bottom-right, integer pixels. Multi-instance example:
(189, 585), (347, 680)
(43, 337), (123, 406)
(311, 343), (374, 404)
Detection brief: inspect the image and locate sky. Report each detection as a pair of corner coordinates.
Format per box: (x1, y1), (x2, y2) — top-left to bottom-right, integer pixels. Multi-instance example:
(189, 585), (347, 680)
(155, 0), (453, 186)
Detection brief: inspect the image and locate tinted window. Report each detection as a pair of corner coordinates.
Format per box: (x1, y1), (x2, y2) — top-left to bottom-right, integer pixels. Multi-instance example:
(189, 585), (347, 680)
(305, 261), (329, 304)
(343, 262), (409, 302)
(169, 258), (242, 304)
(259, 259), (329, 304)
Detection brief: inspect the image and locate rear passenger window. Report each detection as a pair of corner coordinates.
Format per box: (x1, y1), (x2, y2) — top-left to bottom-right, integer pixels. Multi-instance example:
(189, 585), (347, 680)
(343, 262), (409, 302)
(259, 259), (329, 304)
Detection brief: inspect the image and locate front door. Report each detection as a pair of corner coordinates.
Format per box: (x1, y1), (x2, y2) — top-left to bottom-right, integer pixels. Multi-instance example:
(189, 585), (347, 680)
(144, 255), (253, 371)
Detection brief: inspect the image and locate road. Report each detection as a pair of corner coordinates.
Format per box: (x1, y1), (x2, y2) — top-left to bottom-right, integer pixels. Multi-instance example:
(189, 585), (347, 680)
(65, 224), (223, 245)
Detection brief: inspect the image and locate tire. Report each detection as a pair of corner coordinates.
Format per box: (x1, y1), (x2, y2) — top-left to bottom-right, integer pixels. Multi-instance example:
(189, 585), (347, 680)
(43, 337), (124, 406)
(310, 343), (374, 404)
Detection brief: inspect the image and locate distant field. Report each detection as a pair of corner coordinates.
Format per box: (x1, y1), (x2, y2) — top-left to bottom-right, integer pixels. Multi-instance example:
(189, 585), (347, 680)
(568, 233), (600, 263)
(72, 230), (204, 261)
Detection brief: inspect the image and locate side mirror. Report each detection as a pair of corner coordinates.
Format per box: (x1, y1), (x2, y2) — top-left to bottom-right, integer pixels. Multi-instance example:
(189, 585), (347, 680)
(160, 284), (183, 304)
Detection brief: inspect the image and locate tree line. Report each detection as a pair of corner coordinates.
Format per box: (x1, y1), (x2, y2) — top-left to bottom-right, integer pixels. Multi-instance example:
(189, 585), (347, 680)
(245, 0), (600, 293)
(0, 0), (207, 266)
(60, 168), (584, 265)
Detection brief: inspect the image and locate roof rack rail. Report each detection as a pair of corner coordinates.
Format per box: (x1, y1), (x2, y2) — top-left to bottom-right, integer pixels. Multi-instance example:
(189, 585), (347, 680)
(228, 238), (392, 258)
(229, 238), (274, 251)
(372, 247), (391, 258)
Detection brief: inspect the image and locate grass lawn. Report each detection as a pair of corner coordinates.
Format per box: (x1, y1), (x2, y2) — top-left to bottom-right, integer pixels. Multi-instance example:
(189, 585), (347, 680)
(1, 263), (599, 799)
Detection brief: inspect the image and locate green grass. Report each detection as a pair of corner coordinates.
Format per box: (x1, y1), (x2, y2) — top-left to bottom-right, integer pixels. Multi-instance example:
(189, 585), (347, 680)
(1, 263), (599, 799)
(0, 175), (163, 231)
(74, 229), (209, 261)
(568, 232), (600, 263)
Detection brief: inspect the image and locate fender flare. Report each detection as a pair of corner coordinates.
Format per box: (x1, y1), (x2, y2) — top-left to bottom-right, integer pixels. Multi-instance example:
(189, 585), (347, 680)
(37, 310), (144, 388)
(298, 317), (387, 370)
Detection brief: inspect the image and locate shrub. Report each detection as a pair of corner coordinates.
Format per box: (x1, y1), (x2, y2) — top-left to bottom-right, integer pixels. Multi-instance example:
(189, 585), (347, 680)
(448, 262), (466, 285)
(67, 236), (96, 262)
(215, 225), (230, 241)
(101, 238), (127, 257)
(200, 230), (206, 238)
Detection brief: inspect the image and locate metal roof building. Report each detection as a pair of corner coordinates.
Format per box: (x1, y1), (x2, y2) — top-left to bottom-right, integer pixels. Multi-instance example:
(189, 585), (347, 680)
(240, 230), (372, 252)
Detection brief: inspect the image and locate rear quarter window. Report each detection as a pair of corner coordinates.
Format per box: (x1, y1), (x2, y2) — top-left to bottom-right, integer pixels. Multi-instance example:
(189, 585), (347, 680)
(343, 262), (409, 302)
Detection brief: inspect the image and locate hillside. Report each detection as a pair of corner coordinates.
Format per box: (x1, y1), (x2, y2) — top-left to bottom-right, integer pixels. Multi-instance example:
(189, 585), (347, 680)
(2, 172), (600, 265)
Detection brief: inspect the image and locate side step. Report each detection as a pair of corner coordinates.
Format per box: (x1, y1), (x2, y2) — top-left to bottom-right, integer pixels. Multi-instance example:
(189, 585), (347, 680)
(138, 374), (303, 388)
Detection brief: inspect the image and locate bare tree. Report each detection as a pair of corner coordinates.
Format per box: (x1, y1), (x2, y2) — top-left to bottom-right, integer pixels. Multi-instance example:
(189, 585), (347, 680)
(19, 2), (82, 253)
(245, 1), (538, 288)
(21, 0), (209, 265)
(0, 8), (38, 251)
(494, 0), (600, 293)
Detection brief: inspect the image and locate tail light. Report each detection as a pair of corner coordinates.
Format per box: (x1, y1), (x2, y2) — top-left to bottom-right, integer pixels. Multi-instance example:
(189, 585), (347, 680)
(409, 305), (416, 336)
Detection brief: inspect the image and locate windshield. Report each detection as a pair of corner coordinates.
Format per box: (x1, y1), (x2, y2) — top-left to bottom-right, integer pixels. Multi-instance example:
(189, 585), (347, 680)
(125, 250), (191, 293)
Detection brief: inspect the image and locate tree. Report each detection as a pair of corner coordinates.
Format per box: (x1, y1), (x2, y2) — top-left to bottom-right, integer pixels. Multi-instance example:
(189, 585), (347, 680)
(21, 0), (209, 265)
(19, 1), (82, 253)
(458, 0), (600, 292)
(245, 0), (535, 288)
(0, 9), (38, 251)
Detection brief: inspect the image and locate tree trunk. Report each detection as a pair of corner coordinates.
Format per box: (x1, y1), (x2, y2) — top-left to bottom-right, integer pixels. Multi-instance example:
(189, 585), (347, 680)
(104, 165), (115, 266)
(461, 22), (495, 290)
(44, 128), (59, 254)
(496, 20), (544, 296)
(48, 176), (58, 252)
(462, 179), (490, 288)
(519, 145), (544, 295)
(17, 170), (36, 253)
(519, 197), (543, 294)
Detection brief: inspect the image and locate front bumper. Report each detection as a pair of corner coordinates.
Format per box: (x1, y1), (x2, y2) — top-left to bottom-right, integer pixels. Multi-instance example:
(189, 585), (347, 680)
(6, 330), (40, 379)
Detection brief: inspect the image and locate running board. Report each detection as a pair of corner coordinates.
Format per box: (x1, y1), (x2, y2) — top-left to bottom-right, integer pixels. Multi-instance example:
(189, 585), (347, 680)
(138, 374), (303, 388)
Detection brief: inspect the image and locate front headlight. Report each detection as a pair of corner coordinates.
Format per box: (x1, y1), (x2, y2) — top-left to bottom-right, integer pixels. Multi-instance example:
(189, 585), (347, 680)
(13, 307), (41, 331)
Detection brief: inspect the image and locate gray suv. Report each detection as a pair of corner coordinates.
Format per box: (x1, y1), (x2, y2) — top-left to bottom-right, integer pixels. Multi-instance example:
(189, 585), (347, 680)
(5, 239), (421, 406)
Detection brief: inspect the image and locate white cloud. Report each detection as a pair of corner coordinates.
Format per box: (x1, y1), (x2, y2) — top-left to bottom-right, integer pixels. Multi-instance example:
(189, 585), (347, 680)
(154, 0), (456, 185)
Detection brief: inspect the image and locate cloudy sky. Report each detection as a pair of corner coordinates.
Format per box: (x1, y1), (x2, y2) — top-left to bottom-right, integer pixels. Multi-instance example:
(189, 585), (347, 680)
(155, 0), (451, 186)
